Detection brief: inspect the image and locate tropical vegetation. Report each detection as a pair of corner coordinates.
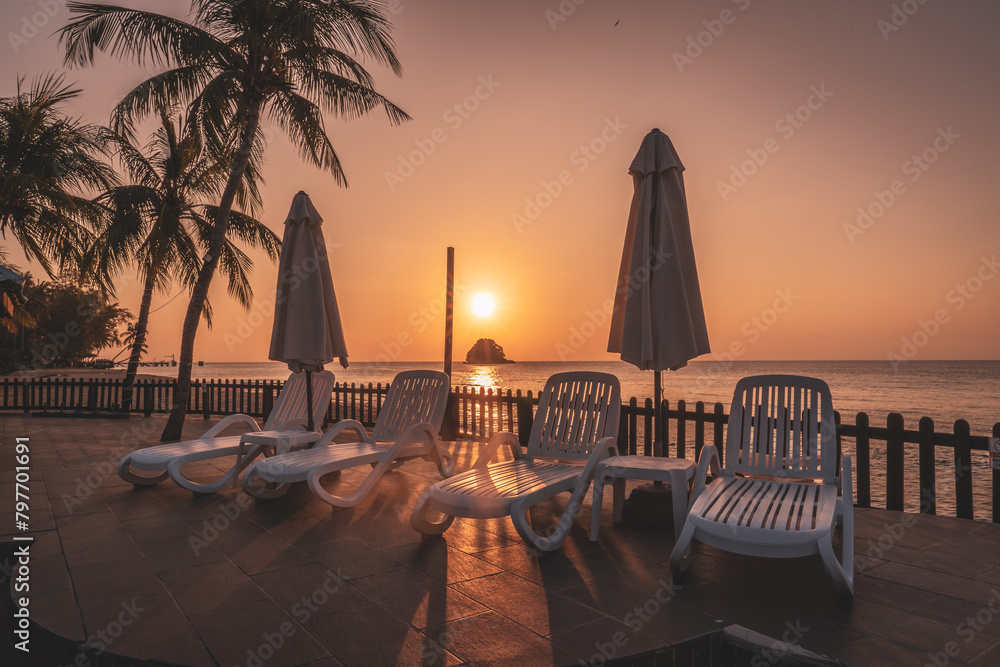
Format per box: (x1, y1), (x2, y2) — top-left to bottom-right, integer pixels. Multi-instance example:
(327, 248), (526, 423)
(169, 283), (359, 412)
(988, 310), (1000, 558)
(61, 0), (410, 440)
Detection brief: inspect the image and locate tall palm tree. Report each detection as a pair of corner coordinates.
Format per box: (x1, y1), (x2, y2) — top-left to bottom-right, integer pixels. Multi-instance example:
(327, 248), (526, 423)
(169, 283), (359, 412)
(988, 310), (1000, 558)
(89, 107), (279, 413)
(62, 0), (410, 439)
(0, 73), (116, 277)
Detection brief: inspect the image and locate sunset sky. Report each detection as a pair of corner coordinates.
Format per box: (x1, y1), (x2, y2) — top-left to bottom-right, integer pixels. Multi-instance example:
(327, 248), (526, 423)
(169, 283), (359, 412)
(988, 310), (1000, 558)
(2, 0), (998, 364)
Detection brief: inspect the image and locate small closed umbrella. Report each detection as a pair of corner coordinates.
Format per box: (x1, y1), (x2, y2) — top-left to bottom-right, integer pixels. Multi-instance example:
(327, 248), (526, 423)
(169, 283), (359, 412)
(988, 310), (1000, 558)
(608, 128), (710, 455)
(269, 191), (348, 431)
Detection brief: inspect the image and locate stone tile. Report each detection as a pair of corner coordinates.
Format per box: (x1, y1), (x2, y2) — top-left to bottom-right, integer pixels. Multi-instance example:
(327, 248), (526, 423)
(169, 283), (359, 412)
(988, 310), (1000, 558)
(853, 574), (940, 611)
(189, 598), (330, 667)
(549, 616), (666, 664)
(352, 568), (486, 629)
(252, 563), (372, 617)
(259, 512), (345, 546)
(69, 559), (166, 607)
(423, 611), (578, 666)
(79, 592), (202, 659)
(159, 561), (269, 616)
(29, 554), (73, 594)
(122, 514), (197, 543)
(913, 593), (1000, 641)
(558, 576), (720, 644)
(383, 539), (503, 584)
(300, 535), (406, 580)
(836, 632), (946, 666)
(61, 529), (144, 568)
(969, 640), (1000, 665)
(450, 570), (602, 636)
(841, 598), (996, 657)
(55, 512), (122, 540)
(106, 491), (172, 521)
(32, 588), (85, 641)
(305, 603), (461, 666)
(138, 534), (227, 572)
(215, 528), (314, 576)
(869, 561), (1000, 605)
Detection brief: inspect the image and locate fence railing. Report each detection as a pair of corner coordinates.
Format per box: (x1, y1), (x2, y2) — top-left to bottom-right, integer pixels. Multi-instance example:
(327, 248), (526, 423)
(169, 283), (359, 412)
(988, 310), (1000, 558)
(2, 377), (997, 522)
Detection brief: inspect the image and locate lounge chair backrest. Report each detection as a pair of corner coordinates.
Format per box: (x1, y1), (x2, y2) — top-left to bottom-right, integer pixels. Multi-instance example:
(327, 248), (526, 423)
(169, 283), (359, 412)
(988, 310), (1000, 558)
(264, 370), (335, 430)
(372, 370), (451, 442)
(725, 375), (837, 482)
(526, 372), (621, 461)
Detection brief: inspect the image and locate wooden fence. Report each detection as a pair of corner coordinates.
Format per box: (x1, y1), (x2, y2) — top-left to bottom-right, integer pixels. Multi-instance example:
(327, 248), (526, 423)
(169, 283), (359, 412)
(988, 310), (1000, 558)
(2, 377), (998, 522)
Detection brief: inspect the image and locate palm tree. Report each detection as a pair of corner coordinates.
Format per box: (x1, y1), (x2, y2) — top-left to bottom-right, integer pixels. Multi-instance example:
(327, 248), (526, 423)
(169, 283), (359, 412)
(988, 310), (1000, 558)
(0, 73), (116, 277)
(62, 0), (410, 440)
(89, 107), (279, 413)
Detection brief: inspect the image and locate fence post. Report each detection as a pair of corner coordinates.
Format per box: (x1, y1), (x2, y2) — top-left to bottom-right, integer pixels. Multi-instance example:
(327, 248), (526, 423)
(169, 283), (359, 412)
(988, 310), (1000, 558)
(516, 390), (533, 449)
(918, 417), (936, 515)
(886, 413), (905, 512)
(676, 400), (687, 460)
(713, 402), (725, 456)
(856, 412), (871, 508)
(143, 382), (154, 417)
(954, 420), (973, 520)
(86, 379), (98, 412)
(22, 378), (30, 414)
(993, 422), (1000, 524)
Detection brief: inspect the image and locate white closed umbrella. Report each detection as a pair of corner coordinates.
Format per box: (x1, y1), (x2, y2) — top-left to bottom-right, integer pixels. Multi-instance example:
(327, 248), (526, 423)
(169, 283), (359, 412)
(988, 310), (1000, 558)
(608, 128), (710, 455)
(269, 191), (348, 431)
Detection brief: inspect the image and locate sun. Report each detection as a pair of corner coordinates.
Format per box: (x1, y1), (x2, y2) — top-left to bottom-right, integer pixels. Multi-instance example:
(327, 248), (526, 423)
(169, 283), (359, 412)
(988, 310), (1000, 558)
(471, 292), (496, 318)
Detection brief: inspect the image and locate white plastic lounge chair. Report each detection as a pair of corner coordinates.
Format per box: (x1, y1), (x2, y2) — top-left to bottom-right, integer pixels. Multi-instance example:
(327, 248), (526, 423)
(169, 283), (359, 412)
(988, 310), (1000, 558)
(669, 375), (854, 598)
(117, 370), (335, 493)
(241, 370), (454, 504)
(410, 371), (621, 553)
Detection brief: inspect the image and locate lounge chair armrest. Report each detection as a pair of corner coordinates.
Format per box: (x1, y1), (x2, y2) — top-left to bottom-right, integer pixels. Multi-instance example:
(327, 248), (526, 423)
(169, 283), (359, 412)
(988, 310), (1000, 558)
(840, 453), (853, 505)
(312, 419), (370, 447)
(473, 431), (523, 468)
(383, 422), (439, 457)
(580, 436), (619, 479)
(203, 413), (260, 438)
(690, 444), (721, 505)
(272, 417), (310, 432)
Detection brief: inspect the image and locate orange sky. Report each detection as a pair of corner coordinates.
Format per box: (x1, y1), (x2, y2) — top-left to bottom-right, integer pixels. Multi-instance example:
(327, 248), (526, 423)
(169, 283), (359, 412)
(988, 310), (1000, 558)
(3, 0), (999, 364)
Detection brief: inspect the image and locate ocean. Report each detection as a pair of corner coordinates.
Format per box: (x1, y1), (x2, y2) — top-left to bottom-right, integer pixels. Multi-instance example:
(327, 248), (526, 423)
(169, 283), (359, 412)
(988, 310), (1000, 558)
(170, 359), (999, 433)
(156, 359), (1000, 519)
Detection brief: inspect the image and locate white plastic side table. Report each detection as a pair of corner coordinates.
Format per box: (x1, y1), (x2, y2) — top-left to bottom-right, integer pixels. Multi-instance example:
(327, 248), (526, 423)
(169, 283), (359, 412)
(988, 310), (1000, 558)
(590, 455), (696, 541)
(234, 430), (321, 486)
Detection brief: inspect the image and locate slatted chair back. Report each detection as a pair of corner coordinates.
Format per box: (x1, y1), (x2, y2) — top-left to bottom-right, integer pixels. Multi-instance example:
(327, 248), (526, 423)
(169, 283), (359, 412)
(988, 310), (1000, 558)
(724, 375), (837, 481)
(264, 370), (335, 430)
(371, 370), (451, 442)
(526, 372), (621, 461)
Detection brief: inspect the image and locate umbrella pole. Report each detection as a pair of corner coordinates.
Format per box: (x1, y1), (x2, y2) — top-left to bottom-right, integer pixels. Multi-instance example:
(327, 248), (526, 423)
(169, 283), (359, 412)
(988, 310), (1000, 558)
(305, 369), (314, 432)
(654, 370), (663, 458)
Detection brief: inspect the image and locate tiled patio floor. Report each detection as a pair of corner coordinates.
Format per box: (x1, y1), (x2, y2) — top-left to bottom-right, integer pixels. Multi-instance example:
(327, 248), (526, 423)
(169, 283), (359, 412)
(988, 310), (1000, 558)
(3, 413), (1000, 666)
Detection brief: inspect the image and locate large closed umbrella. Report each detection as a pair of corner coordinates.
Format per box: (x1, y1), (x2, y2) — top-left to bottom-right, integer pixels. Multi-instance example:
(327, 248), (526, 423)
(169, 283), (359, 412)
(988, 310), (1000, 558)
(269, 191), (348, 431)
(608, 128), (710, 455)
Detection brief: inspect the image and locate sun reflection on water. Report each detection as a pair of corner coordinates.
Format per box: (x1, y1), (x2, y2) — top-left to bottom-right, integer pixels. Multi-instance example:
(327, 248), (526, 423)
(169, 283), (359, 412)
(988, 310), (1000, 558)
(465, 365), (500, 389)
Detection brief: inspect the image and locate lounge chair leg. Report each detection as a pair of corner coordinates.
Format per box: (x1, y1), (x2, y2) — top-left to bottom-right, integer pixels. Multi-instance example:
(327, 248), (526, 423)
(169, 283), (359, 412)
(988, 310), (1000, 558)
(241, 466), (291, 499)
(510, 498), (572, 553)
(410, 490), (455, 536)
(669, 520), (697, 573)
(117, 457), (168, 486)
(167, 445), (264, 494)
(818, 538), (854, 598)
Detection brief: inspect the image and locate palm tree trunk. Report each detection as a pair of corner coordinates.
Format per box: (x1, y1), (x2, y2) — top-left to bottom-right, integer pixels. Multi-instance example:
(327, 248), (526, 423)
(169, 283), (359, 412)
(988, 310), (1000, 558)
(121, 271), (155, 413)
(161, 103), (262, 441)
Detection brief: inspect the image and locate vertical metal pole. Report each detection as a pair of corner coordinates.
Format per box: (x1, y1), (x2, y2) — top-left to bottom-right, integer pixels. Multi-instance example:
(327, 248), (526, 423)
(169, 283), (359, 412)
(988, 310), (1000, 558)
(444, 246), (454, 378)
(654, 370), (663, 457)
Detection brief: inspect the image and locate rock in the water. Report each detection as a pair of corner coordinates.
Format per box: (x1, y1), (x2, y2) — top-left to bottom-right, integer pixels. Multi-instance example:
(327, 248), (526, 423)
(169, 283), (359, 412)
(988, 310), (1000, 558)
(465, 338), (515, 364)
